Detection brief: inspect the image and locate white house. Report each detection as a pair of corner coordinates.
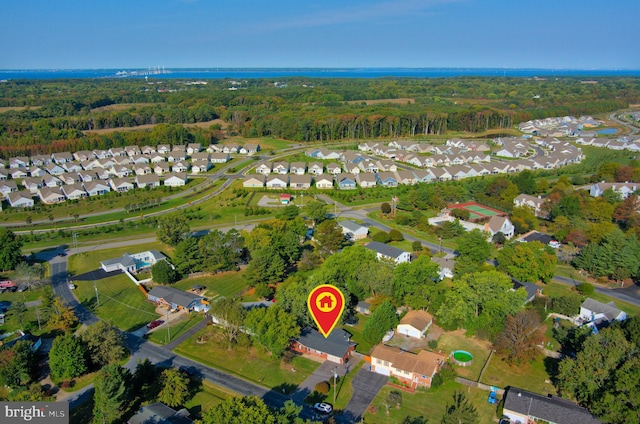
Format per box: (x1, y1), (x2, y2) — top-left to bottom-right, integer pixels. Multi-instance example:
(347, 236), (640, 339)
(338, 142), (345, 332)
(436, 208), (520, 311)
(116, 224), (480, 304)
(7, 191), (34, 208)
(38, 187), (66, 204)
(163, 172), (188, 187)
(365, 241), (411, 264)
(397, 310), (433, 339)
(579, 298), (626, 327)
(83, 180), (111, 197)
(315, 175), (334, 189)
(101, 250), (168, 273)
(339, 220), (368, 240)
(243, 175), (265, 188)
(484, 215), (515, 239)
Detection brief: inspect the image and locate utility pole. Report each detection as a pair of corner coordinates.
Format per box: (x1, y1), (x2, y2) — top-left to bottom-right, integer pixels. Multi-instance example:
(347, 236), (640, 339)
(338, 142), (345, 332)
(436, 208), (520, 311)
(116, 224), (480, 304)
(94, 281), (100, 307)
(333, 367), (338, 405)
(72, 232), (78, 252)
(166, 308), (171, 342)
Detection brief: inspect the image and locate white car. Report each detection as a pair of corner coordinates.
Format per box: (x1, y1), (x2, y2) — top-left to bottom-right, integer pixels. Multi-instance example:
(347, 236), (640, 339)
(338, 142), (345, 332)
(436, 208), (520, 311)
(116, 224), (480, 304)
(313, 402), (333, 414)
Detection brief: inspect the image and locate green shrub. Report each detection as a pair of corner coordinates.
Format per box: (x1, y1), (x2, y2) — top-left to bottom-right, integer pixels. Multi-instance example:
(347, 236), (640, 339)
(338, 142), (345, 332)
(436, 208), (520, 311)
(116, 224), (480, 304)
(389, 229), (404, 241)
(428, 339), (438, 349)
(412, 240), (423, 252)
(372, 231), (391, 243)
(314, 381), (330, 394)
(576, 282), (595, 295)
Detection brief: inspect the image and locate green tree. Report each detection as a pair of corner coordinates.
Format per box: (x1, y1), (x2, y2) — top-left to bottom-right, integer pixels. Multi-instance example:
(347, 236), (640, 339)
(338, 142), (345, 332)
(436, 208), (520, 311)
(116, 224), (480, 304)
(303, 200), (328, 225)
(514, 170), (536, 194)
(80, 321), (126, 368)
(0, 228), (24, 272)
(381, 202), (392, 215)
(245, 245), (286, 285)
(392, 255), (440, 307)
(151, 260), (178, 284)
(0, 341), (36, 389)
(93, 364), (131, 424)
(13, 262), (45, 290)
(9, 301), (28, 329)
(157, 367), (191, 408)
(372, 231), (392, 243)
(314, 219), (345, 257)
(173, 237), (203, 274)
(455, 229), (490, 264)
(389, 229), (404, 241)
(201, 396), (276, 424)
(198, 229), (245, 272)
(441, 391), (479, 424)
(156, 214), (190, 246)
(209, 297), (246, 350)
(493, 310), (544, 364)
(277, 204), (300, 220)
(49, 332), (87, 381)
(363, 300), (398, 344)
(496, 241), (557, 283)
(46, 296), (77, 329)
(551, 295), (583, 316)
(244, 306), (299, 357)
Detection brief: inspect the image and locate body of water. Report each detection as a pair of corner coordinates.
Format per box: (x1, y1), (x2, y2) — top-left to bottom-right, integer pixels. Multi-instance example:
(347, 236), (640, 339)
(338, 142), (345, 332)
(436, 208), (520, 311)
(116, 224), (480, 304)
(1, 68), (640, 80)
(596, 128), (619, 135)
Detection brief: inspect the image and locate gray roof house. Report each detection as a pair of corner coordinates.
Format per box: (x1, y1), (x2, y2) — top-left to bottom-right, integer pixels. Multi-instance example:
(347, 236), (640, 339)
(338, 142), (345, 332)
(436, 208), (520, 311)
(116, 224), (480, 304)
(339, 220), (368, 240)
(101, 250), (168, 274)
(291, 327), (356, 364)
(147, 286), (208, 312)
(579, 298), (626, 327)
(127, 402), (194, 424)
(365, 241), (411, 264)
(503, 387), (602, 424)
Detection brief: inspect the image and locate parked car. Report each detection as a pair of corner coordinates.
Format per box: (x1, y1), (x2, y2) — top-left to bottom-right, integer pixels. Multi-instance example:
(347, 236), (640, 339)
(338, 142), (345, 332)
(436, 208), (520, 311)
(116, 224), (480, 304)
(498, 417), (511, 424)
(146, 319), (164, 330)
(313, 402), (333, 414)
(68, 283), (76, 290)
(382, 330), (394, 342)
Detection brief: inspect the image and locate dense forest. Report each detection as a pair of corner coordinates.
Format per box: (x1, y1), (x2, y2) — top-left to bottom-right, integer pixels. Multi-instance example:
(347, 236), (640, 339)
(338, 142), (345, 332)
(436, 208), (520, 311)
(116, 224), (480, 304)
(0, 76), (638, 157)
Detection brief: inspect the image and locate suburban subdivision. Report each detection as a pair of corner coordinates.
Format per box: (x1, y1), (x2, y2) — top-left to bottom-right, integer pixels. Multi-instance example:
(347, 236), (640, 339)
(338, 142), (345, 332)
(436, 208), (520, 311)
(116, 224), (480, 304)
(1, 76), (639, 424)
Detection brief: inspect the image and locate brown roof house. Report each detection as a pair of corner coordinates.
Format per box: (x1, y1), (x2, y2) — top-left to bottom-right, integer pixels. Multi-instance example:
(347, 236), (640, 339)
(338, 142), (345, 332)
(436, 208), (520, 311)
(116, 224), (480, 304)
(397, 310), (433, 339)
(370, 344), (448, 390)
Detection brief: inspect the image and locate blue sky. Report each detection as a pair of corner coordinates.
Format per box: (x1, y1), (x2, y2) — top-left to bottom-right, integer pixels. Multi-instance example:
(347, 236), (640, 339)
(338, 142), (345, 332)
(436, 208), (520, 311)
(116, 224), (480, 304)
(1, 0), (638, 69)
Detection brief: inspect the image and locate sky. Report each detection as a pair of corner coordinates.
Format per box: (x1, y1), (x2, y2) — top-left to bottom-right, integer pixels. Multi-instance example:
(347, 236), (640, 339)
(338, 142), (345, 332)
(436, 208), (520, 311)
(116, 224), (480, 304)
(1, 0), (639, 69)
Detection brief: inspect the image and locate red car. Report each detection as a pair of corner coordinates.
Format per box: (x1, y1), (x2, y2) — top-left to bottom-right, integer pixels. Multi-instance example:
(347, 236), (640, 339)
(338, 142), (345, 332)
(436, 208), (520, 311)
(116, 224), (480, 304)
(146, 319), (164, 330)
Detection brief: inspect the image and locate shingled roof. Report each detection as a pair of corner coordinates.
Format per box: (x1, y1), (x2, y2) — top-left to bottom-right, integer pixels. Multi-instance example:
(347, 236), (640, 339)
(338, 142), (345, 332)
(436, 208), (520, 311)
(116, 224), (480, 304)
(504, 387), (602, 424)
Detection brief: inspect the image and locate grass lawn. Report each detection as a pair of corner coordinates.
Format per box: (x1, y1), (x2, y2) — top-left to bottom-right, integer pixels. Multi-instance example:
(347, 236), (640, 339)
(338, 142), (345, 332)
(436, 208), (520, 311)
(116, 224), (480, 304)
(184, 380), (234, 419)
(341, 316), (375, 355)
(481, 353), (557, 396)
(146, 313), (203, 345)
(365, 381), (499, 423)
(73, 273), (157, 332)
(175, 326), (320, 391)
(173, 271), (249, 301)
(543, 281), (640, 316)
(68, 241), (172, 275)
(334, 360), (365, 410)
(435, 331), (492, 381)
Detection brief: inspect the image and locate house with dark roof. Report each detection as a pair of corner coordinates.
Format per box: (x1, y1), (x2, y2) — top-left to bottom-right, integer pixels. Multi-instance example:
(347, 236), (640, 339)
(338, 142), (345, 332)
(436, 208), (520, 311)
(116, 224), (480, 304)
(290, 327), (356, 364)
(127, 402), (193, 424)
(339, 220), (368, 241)
(512, 279), (541, 304)
(365, 241), (411, 264)
(503, 387), (602, 424)
(147, 286), (209, 312)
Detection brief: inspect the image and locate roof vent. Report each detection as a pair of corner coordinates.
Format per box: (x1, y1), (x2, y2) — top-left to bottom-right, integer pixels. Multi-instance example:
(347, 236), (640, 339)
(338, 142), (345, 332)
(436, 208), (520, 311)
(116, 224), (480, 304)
(517, 392), (522, 397)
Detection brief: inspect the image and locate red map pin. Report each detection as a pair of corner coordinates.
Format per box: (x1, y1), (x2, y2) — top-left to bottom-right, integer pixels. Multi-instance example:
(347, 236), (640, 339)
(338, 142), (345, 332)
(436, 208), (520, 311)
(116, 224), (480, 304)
(308, 284), (345, 338)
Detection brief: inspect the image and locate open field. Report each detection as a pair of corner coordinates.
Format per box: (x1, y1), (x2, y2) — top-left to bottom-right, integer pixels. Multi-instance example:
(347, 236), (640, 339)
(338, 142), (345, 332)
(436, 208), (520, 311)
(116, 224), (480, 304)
(175, 326), (320, 391)
(184, 380), (234, 419)
(90, 103), (157, 112)
(0, 106), (41, 113)
(83, 119), (227, 135)
(344, 98), (415, 105)
(173, 271), (249, 302)
(146, 312), (202, 345)
(481, 353), (557, 395)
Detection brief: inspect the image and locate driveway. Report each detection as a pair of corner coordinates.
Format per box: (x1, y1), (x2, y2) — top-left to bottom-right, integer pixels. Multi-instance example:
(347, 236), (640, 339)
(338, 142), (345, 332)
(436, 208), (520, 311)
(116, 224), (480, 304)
(291, 359), (352, 404)
(339, 367), (387, 423)
(71, 268), (122, 281)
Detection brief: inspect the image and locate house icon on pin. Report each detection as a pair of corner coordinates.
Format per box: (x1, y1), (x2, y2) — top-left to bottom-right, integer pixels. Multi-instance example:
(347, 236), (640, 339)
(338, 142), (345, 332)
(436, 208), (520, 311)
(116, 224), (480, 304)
(319, 295), (333, 309)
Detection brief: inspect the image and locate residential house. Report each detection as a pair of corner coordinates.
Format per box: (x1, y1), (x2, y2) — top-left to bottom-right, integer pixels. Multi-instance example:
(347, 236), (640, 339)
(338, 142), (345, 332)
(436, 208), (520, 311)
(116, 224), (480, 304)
(376, 160), (397, 172)
(326, 163), (342, 175)
(308, 162), (324, 175)
(113, 155), (133, 166)
(191, 163), (211, 174)
(272, 162), (289, 175)
(101, 250), (168, 273)
(157, 144), (171, 154)
(43, 174), (62, 188)
(51, 152), (73, 164)
(358, 160), (379, 173)
(0, 169), (8, 180)
(110, 178), (135, 193)
(512, 279), (541, 304)
(514, 194), (547, 218)
(141, 145), (156, 155)
(130, 155), (149, 165)
(38, 187), (66, 204)
(396, 170), (417, 185)
(210, 153), (230, 164)
(83, 180), (111, 196)
(265, 174), (289, 189)
(397, 310), (433, 339)
(315, 175), (334, 189)
(579, 298), (626, 327)
(9, 156), (29, 169)
(370, 344), (448, 389)
(8, 191), (34, 208)
(430, 167), (452, 181)
(431, 256), (456, 280)
(127, 402), (193, 424)
(243, 175), (266, 188)
(149, 153), (166, 164)
(289, 174), (312, 190)
(339, 220), (368, 240)
(376, 171), (398, 187)
(502, 387), (602, 424)
(136, 174), (161, 189)
(222, 143), (239, 154)
(78, 170), (97, 182)
(153, 162), (171, 175)
(358, 141), (379, 152)
(29, 167), (47, 178)
(186, 143), (202, 155)
(357, 173), (377, 188)
(30, 154), (51, 167)
(133, 164), (152, 176)
(484, 215), (515, 239)
(109, 165), (132, 178)
(62, 183), (87, 200)
(206, 144), (223, 153)
(167, 151), (186, 162)
(125, 145), (141, 157)
(336, 173), (357, 190)
(589, 182), (637, 200)
(355, 301), (371, 315)
(365, 241), (411, 264)
(239, 143), (260, 155)
(290, 327), (356, 364)
(316, 148), (341, 160)
(289, 162), (306, 175)
(342, 162), (361, 174)
(413, 169), (437, 183)
(147, 286), (209, 312)
(0, 180), (18, 196)
(255, 161), (273, 175)
(171, 161), (190, 173)
(73, 150), (94, 162)
(92, 149), (110, 159)
(62, 161), (83, 173)
(163, 172), (188, 187)
(45, 163), (65, 176)
(22, 177), (43, 193)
